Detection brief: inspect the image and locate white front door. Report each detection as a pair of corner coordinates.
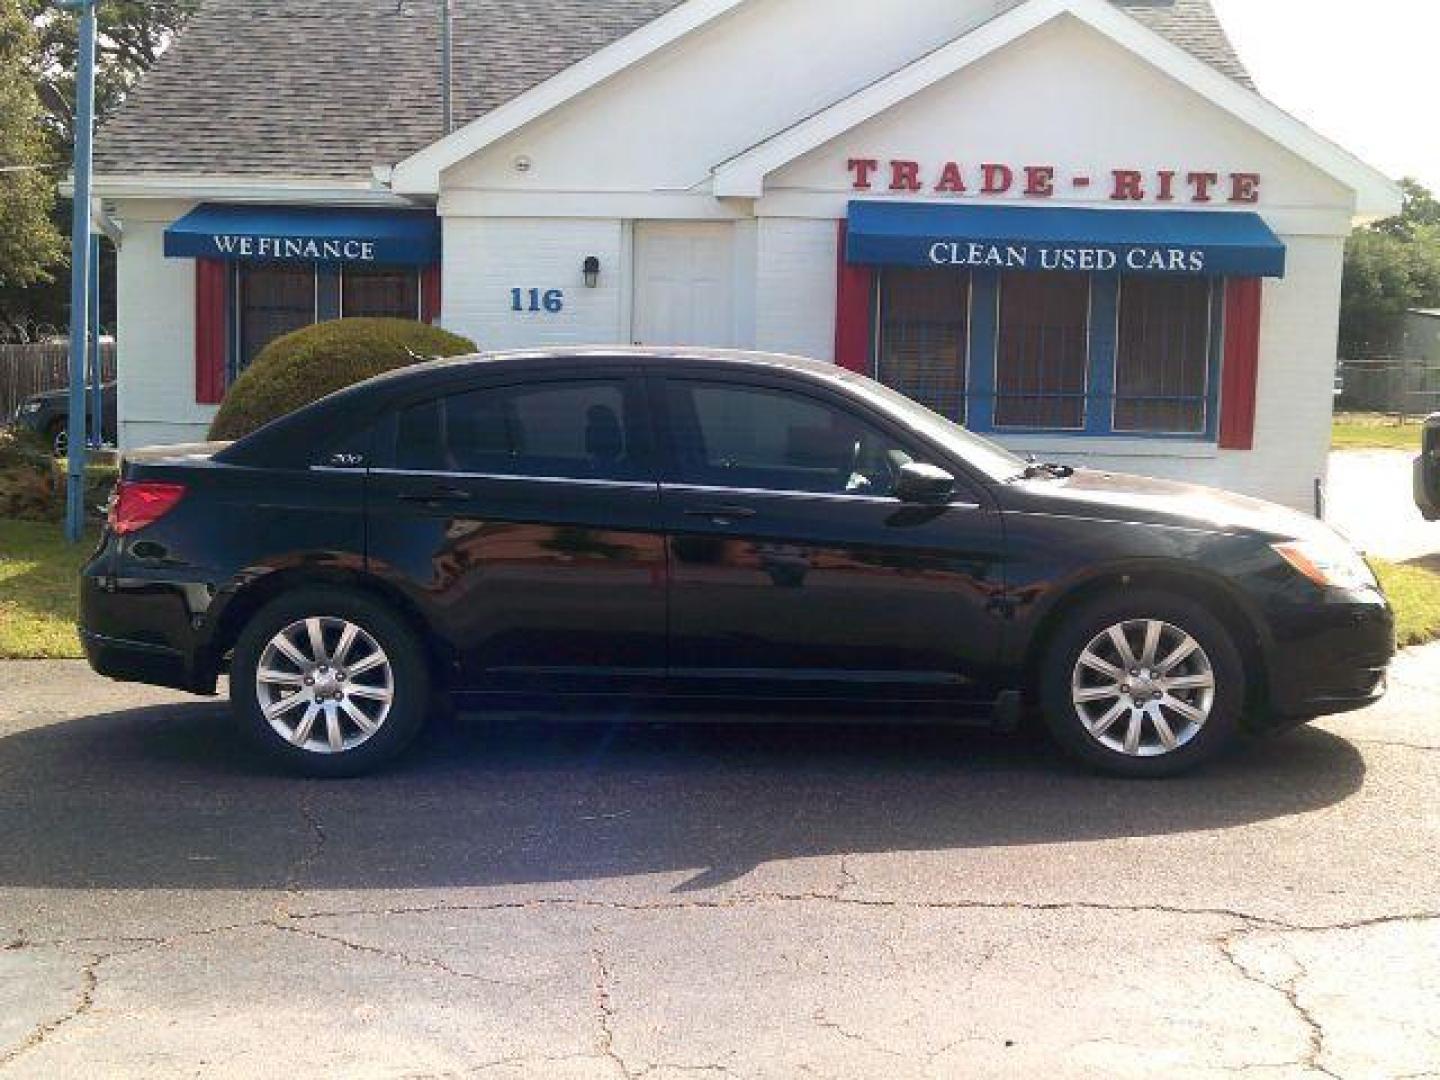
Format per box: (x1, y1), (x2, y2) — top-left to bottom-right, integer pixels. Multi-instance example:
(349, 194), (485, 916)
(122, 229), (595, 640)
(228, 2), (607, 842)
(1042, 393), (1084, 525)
(632, 222), (735, 348)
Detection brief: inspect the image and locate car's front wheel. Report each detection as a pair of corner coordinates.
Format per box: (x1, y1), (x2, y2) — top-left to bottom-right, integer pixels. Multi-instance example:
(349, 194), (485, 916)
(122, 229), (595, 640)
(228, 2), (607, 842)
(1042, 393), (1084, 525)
(230, 589), (431, 777)
(1039, 590), (1246, 778)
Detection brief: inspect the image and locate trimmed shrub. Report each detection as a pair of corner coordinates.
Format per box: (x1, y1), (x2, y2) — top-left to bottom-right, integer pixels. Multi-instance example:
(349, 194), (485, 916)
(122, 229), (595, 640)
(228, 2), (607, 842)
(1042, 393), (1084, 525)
(208, 318), (477, 441)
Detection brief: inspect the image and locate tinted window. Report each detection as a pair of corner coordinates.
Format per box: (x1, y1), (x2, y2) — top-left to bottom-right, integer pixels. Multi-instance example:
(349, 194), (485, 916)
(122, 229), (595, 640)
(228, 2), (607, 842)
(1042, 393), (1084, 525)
(1114, 277), (1213, 434)
(878, 267), (970, 422)
(238, 264), (313, 369)
(342, 267), (420, 320)
(995, 271), (1089, 429)
(668, 381), (914, 497)
(397, 379), (648, 481)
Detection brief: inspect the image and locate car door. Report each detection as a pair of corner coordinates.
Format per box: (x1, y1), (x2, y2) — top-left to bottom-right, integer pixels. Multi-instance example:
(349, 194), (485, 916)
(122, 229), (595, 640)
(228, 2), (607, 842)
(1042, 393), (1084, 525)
(655, 371), (1008, 701)
(366, 370), (667, 694)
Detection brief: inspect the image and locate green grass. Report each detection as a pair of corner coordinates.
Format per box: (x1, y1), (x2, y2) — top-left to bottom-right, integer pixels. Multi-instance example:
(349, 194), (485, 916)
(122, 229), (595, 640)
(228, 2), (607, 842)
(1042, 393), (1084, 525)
(1333, 412), (1425, 451)
(0, 519), (95, 659)
(2, 522), (1439, 663)
(1374, 558), (1440, 648)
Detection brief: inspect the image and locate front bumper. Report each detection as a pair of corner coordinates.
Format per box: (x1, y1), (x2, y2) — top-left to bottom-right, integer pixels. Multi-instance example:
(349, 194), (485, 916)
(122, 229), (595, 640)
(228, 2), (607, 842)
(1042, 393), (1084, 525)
(1261, 587), (1395, 723)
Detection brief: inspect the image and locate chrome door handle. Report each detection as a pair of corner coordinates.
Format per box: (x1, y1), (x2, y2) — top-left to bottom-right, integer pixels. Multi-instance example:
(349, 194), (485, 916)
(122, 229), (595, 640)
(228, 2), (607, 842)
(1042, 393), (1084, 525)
(398, 486), (473, 505)
(683, 505), (756, 525)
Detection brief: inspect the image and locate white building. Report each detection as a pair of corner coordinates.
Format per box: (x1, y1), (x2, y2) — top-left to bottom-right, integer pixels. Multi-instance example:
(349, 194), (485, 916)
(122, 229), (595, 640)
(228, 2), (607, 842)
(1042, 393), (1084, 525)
(93, 0), (1399, 511)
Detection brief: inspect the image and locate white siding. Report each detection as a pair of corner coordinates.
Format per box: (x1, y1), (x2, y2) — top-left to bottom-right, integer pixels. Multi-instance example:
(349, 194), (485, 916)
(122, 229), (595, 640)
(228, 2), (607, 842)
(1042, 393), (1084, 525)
(444, 0), (1018, 195)
(113, 200), (215, 450)
(1244, 233), (1347, 509)
(441, 217), (624, 350)
(753, 219), (840, 362)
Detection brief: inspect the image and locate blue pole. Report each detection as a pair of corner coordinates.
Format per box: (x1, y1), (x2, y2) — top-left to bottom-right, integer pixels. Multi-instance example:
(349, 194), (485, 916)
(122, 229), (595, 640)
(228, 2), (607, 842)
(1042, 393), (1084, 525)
(63, 0), (97, 543)
(88, 233), (102, 450)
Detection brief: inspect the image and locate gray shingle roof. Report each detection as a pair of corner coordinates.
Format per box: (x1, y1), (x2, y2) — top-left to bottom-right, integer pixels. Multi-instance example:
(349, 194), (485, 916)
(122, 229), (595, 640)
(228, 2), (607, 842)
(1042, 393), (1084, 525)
(95, 0), (1252, 183)
(1112, 0), (1253, 86)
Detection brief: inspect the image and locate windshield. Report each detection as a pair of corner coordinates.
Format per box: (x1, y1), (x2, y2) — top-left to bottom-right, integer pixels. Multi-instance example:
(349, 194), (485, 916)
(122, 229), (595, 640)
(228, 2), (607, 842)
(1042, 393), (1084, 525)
(851, 376), (1029, 483)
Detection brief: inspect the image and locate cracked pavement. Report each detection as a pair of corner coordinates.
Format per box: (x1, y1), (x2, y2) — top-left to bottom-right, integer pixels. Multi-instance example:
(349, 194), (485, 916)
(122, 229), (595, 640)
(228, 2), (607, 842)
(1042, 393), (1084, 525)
(0, 648), (1436, 1079)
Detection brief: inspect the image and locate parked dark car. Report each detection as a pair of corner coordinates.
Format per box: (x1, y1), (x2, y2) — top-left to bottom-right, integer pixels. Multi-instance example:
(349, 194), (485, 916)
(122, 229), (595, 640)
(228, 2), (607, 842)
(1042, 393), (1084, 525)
(1418, 413), (1440, 521)
(11, 382), (117, 456)
(80, 349), (1395, 778)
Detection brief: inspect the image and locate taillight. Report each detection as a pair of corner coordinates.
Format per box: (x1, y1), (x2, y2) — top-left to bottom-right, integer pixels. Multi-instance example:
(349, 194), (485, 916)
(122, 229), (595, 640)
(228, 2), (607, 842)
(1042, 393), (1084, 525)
(108, 481), (187, 536)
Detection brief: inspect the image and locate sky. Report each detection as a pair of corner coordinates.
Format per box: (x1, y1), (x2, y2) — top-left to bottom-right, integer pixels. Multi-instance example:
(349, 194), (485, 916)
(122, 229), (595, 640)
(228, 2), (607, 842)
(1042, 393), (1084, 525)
(1209, 0), (1440, 194)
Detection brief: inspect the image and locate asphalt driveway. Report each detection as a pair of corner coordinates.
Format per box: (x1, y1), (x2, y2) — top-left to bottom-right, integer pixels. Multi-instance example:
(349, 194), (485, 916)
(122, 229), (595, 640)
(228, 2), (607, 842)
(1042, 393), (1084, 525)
(1, 654), (1437, 1079)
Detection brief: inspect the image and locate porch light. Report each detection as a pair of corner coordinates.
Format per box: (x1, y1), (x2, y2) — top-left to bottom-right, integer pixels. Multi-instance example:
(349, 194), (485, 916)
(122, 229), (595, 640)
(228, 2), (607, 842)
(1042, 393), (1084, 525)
(583, 256), (601, 288)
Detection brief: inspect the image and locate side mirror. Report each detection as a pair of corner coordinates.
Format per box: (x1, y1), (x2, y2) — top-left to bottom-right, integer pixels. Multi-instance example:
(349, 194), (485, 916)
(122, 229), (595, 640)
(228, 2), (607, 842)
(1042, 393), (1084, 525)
(895, 462), (956, 504)
(1416, 413), (1440, 522)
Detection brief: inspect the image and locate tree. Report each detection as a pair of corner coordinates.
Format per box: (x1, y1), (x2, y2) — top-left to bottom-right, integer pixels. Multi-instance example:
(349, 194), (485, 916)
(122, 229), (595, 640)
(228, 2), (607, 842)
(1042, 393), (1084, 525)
(1372, 179), (1440, 242)
(0, 0), (63, 309)
(0, 0), (195, 337)
(26, 0), (197, 152)
(1340, 178), (1440, 357)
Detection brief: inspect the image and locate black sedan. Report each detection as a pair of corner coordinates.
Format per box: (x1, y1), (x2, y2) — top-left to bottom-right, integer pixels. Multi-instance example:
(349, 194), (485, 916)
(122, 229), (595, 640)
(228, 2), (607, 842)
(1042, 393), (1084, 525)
(12, 381), (117, 456)
(79, 349), (1395, 778)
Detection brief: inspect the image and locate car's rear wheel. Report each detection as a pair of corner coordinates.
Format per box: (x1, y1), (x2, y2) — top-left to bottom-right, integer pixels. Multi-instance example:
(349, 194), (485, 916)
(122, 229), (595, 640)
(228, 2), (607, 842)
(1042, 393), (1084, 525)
(231, 589), (431, 777)
(1039, 590), (1245, 777)
(47, 420), (67, 459)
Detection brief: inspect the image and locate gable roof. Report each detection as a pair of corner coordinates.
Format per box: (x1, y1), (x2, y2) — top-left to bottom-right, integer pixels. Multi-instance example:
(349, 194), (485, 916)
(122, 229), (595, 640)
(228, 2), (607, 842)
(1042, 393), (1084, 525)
(709, 0), (1399, 216)
(94, 0), (688, 184)
(96, 0), (1250, 187)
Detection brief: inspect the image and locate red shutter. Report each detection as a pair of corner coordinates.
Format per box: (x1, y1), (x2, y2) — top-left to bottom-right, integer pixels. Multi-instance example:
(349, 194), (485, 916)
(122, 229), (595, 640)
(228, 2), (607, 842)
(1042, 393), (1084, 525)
(194, 259), (228, 405)
(1219, 278), (1262, 450)
(421, 263), (442, 325)
(834, 221), (875, 375)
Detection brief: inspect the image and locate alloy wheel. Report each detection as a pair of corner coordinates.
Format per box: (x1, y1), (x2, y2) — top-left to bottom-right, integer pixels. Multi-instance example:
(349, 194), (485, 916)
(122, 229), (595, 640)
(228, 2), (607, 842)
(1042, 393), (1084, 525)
(1070, 619), (1216, 758)
(255, 617), (394, 754)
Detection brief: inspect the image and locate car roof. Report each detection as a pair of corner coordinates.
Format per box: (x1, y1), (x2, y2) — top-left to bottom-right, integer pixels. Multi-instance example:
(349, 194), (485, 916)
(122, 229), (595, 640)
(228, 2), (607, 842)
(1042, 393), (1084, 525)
(371, 346), (844, 386)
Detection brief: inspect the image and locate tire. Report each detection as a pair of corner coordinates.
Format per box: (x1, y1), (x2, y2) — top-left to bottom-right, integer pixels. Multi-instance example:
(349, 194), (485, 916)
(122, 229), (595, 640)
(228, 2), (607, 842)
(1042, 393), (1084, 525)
(1039, 590), (1245, 778)
(48, 421), (67, 459)
(230, 588), (432, 777)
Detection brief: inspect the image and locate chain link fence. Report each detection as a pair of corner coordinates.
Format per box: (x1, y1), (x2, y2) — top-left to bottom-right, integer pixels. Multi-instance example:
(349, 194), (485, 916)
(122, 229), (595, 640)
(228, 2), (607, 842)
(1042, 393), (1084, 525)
(1337, 356), (1440, 420)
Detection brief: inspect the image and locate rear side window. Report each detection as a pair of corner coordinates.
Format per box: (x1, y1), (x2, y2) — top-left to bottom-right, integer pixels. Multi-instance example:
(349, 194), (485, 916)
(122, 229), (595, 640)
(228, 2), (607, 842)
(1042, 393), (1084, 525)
(395, 379), (650, 481)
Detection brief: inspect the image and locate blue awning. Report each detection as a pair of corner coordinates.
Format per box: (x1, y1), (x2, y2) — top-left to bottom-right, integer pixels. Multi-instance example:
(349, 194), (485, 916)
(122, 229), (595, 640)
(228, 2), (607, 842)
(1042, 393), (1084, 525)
(845, 202), (1286, 277)
(164, 204), (441, 266)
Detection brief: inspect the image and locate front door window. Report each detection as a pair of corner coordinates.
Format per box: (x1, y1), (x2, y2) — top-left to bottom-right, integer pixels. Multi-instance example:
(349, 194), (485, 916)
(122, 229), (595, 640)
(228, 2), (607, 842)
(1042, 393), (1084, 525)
(666, 380), (914, 497)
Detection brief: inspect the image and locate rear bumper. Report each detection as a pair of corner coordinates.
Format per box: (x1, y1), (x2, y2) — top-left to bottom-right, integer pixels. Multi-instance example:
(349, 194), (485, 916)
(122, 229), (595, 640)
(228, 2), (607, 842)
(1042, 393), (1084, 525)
(1261, 589), (1395, 723)
(80, 568), (219, 694)
(80, 629), (208, 694)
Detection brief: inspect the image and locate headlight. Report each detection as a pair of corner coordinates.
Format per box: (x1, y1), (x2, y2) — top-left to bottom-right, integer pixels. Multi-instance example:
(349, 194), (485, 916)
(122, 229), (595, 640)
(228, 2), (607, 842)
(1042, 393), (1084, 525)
(1273, 539), (1378, 592)
(22, 400), (43, 414)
